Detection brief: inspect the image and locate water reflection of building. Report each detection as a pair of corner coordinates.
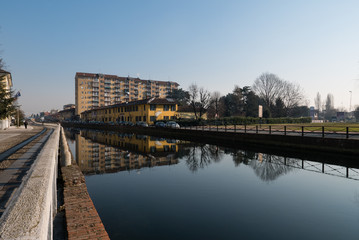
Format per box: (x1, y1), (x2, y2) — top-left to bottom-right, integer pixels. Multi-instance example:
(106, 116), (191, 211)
(76, 131), (179, 175)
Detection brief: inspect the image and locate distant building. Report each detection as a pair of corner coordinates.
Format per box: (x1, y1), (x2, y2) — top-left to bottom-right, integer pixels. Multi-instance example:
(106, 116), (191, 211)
(75, 72), (179, 116)
(336, 112), (345, 122)
(81, 97), (178, 125)
(63, 104), (75, 110)
(58, 108), (75, 121)
(309, 106), (319, 120)
(0, 70), (13, 130)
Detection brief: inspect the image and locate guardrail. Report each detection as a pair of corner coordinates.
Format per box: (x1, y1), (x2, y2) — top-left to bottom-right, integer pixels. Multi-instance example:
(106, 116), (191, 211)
(181, 124), (359, 139)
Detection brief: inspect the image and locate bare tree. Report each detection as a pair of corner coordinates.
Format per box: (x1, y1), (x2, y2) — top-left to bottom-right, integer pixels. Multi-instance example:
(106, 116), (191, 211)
(188, 83), (199, 119)
(198, 87), (211, 119)
(281, 81), (304, 115)
(314, 92), (321, 112)
(188, 84), (211, 120)
(210, 91), (221, 118)
(253, 73), (305, 116)
(252, 72), (285, 107)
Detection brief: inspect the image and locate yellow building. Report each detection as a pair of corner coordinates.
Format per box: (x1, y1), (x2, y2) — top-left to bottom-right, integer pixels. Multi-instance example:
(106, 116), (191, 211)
(81, 98), (178, 125)
(75, 72), (179, 116)
(76, 130), (178, 174)
(0, 70), (13, 130)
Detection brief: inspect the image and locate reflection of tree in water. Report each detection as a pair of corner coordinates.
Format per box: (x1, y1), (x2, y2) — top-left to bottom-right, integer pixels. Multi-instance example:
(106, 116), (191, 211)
(229, 149), (256, 166)
(185, 144), (223, 172)
(249, 154), (297, 182)
(182, 143), (297, 180)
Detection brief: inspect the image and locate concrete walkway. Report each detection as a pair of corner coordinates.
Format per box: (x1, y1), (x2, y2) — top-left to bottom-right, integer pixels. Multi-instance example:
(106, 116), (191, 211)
(0, 125), (41, 154)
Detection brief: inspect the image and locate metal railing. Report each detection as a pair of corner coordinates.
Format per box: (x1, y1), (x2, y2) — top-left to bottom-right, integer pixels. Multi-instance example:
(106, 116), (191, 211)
(181, 124), (359, 139)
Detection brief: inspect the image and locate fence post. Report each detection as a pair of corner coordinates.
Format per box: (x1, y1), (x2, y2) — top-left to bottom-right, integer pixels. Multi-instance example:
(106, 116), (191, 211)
(256, 125), (258, 134)
(284, 126), (286, 136)
(269, 126), (271, 135)
(302, 126), (304, 137)
(322, 126), (324, 138)
(346, 127), (349, 139)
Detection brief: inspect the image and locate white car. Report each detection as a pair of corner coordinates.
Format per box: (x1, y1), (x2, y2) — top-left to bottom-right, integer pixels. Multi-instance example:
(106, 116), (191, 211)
(165, 121), (180, 128)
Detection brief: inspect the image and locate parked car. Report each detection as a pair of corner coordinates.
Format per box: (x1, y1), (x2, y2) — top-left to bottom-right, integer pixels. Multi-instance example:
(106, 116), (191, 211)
(165, 121), (180, 128)
(155, 121), (166, 128)
(136, 121), (149, 127)
(126, 121), (135, 126)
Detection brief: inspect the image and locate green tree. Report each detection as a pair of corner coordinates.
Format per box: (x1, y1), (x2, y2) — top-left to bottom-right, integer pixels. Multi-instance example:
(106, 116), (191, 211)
(167, 88), (189, 106)
(272, 97), (286, 117)
(0, 77), (15, 120)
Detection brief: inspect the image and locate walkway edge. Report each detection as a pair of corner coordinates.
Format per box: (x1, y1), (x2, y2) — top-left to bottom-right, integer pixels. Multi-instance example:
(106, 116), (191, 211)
(0, 124), (60, 239)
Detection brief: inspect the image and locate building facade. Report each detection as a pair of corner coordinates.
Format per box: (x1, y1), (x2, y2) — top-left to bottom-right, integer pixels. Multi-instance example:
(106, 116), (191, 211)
(75, 72), (179, 116)
(81, 98), (177, 125)
(0, 70), (13, 130)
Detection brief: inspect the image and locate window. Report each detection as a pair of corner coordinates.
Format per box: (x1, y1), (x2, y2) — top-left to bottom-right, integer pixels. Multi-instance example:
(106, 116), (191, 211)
(150, 105), (156, 110)
(164, 116), (169, 120)
(171, 105), (176, 111)
(164, 105), (169, 111)
(136, 106), (138, 111)
(143, 116), (146, 122)
(150, 116), (156, 122)
(150, 146), (156, 153)
(144, 105), (146, 110)
(171, 116), (176, 120)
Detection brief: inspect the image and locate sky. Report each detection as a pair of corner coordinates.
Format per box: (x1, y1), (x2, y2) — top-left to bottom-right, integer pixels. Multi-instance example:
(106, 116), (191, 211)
(1, 0), (359, 115)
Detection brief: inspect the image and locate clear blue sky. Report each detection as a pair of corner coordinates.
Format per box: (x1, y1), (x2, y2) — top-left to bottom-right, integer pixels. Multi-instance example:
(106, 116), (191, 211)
(1, 0), (359, 114)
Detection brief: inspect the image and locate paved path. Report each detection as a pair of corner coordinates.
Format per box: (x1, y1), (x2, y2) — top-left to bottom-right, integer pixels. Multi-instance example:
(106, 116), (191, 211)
(0, 125), (51, 216)
(0, 126), (41, 154)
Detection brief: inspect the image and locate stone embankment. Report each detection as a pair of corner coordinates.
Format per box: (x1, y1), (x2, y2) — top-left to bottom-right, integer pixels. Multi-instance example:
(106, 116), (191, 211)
(0, 124), (60, 239)
(0, 124), (109, 239)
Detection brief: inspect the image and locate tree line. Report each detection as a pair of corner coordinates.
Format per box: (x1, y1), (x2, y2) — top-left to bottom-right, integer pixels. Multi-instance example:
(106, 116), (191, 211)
(168, 72), (309, 120)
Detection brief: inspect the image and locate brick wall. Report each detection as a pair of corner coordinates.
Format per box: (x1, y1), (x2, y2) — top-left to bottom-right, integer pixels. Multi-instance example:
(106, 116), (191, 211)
(62, 165), (110, 240)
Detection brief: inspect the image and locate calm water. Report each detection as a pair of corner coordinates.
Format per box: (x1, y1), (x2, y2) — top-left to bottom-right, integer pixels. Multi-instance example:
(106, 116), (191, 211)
(66, 129), (359, 240)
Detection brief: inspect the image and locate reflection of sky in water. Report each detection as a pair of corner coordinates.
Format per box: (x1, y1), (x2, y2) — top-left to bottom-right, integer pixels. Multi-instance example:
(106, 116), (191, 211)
(66, 131), (359, 240)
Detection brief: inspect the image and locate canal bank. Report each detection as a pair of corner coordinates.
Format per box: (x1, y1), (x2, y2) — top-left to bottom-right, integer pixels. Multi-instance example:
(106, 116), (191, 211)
(0, 124), (59, 239)
(0, 124), (109, 239)
(61, 122), (359, 157)
(58, 127), (110, 240)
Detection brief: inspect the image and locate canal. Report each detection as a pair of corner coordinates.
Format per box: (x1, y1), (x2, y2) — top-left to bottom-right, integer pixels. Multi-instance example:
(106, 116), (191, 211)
(65, 129), (359, 240)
